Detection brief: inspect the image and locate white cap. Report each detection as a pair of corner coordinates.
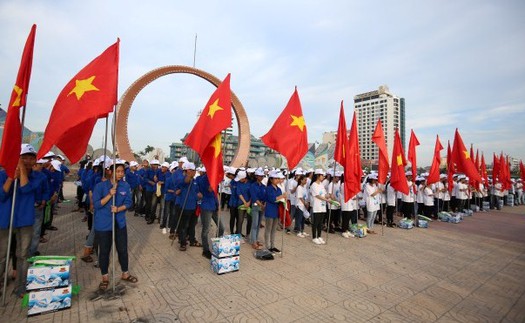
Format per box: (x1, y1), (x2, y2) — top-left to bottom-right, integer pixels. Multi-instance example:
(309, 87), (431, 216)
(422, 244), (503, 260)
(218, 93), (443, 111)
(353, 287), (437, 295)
(178, 156), (189, 163)
(56, 154), (65, 161)
(314, 169), (325, 175)
(440, 174), (447, 179)
(169, 163), (177, 171)
(246, 168), (255, 173)
(254, 168), (265, 176)
(235, 171), (247, 181)
(50, 160), (62, 171)
(226, 167), (237, 175)
(335, 171), (343, 177)
(43, 151), (55, 158)
(36, 159), (47, 164)
(161, 162), (170, 168)
(295, 170), (304, 176)
(20, 144), (37, 155)
(269, 170), (284, 178)
(276, 172), (285, 179)
(405, 170), (413, 176)
(93, 159), (101, 167)
(182, 162), (196, 171)
(150, 159), (160, 166)
(130, 161), (139, 167)
(200, 166), (206, 172)
(369, 173), (378, 180)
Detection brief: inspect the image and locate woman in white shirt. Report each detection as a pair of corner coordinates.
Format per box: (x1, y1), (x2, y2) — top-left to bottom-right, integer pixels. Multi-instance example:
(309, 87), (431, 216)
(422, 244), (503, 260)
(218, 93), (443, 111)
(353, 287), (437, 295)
(363, 175), (381, 234)
(423, 181), (435, 218)
(310, 169), (330, 245)
(294, 175), (310, 238)
(386, 181), (396, 227)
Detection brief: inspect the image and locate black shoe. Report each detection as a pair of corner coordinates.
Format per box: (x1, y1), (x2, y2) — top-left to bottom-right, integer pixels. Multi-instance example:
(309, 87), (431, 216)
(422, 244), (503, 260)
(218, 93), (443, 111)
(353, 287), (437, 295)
(270, 247), (281, 254)
(202, 250), (212, 259)
(160, 225), (165, 229)
(146, 219), (154, 225)
(48, 226), (58, 231)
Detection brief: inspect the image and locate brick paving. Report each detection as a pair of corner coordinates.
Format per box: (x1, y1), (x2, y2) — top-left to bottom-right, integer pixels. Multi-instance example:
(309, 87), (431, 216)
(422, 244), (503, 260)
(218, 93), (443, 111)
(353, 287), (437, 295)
(1, 182), (524, 322)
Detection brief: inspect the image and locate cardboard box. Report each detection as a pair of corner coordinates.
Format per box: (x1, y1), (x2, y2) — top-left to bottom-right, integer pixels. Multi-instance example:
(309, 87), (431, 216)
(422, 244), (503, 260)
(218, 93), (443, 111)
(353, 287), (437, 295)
(26, 264), (70, 291)
(211, 255), (240, 274)
(28, 285), (72, 316)
(211, 234), (241, 258)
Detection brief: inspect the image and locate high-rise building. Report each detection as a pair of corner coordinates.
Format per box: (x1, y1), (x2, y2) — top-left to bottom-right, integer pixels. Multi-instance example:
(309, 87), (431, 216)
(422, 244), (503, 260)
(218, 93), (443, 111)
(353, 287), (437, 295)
(354, 85), (405, 164)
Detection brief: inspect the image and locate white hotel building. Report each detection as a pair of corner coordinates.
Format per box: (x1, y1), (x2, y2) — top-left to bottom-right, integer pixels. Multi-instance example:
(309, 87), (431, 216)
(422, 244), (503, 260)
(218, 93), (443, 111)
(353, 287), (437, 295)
(353, 85), (406, 164)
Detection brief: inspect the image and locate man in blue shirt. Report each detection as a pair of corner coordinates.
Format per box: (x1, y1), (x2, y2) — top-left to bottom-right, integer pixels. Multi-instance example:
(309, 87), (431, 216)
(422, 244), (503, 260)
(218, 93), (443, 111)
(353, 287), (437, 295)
(125, 161), (140, 212)
(0, 144), (38, 297)
(197, 169), (224, 259)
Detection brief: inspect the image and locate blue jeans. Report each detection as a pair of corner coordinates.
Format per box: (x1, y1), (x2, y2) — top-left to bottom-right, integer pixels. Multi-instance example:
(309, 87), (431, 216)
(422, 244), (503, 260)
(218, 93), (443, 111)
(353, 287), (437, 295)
(249, 205), (262, 244)
(201, 209), (225, 252)
(95, 226), (129, 276)
(30, 207), (44, 256)
(367, 210), (378, 230)
(293, 206), (305, 232)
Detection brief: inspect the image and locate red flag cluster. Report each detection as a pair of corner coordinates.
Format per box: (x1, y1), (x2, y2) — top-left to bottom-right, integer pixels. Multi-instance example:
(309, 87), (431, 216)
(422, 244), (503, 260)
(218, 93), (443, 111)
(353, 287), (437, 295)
(371, 119), (389, 184)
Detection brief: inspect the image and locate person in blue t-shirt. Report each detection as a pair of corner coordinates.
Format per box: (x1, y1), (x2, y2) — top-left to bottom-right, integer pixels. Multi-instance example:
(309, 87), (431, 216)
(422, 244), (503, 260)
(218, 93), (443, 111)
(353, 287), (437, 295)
(173, 162), (202, 251)
(197, 169), (224, 259)
(264, 171), (287, 254)
(0, 144), (38, 297)
(93, 159), (136, 291)
(249, 169), (267, 249)
(125, 161), (140, 212)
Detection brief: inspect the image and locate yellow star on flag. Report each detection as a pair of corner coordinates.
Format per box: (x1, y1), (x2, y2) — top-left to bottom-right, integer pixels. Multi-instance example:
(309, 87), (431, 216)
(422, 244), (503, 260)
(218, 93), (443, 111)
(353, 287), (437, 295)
(68, 76), (99, 100)
(12, 85), (23, 107)
(207, 99), (224, 119)
(211, 134), (222, 158)
(290, 115), (305, 131)
(463, 150), (470, 159)
(396, 154), (403, 166)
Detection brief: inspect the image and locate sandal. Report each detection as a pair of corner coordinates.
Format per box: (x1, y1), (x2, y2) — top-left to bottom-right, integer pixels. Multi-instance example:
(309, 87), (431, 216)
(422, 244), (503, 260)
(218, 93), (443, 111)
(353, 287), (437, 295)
(121, 274), (138, 283)
(190, 241), (202, 247)
(99, 280), (109, 291)
(252, 243), (262, 250)
(81, 255), (93, 263)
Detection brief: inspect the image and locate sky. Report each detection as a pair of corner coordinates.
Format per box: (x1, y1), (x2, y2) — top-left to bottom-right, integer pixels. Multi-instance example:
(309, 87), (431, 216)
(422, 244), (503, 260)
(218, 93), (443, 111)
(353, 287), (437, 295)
(1, 0), (524, 167)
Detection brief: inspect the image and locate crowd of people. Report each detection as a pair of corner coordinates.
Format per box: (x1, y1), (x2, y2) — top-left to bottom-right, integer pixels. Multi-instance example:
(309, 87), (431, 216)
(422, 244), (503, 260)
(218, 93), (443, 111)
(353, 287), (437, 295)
(1, 145), (523, 297)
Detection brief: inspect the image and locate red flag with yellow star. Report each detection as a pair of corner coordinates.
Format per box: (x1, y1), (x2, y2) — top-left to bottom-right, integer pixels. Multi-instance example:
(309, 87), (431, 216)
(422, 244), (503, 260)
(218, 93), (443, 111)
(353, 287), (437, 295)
(371, 119), (389, 184)
(334, 101), (347, 167)
(184, 74), (232, 155)
(261, 87), (308, 170)
(37, 40), (119, 163)
(426, 135), (443, 185)
(344, 112), (362, 200)
(0, 24), (36, 178)
(199, 133), (225, 195)
(390, 129), (409, 195)
(451, 129), (481, 182)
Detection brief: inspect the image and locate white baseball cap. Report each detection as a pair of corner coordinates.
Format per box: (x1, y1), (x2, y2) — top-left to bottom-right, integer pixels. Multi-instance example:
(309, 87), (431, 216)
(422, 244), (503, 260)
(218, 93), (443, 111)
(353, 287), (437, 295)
(161, 162), (170, 168)
(50, 160), (62, 171)
(314, 169), (325, 175)
(183, 162), (196, 171)
(150, 159), (160, 166)
(235, 171), (247, 181)
(20, 144), (37, 155)
(130, 161), (139, 167)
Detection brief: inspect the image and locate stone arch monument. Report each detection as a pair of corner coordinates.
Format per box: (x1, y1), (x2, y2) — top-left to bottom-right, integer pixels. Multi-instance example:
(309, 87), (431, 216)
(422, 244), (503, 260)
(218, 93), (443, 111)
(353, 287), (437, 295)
(115, 65), (250, 167)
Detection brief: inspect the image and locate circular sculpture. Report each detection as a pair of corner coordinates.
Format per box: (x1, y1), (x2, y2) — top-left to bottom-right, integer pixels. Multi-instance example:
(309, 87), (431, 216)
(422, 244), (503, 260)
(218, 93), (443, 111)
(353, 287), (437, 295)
(115, 65), (250, 167)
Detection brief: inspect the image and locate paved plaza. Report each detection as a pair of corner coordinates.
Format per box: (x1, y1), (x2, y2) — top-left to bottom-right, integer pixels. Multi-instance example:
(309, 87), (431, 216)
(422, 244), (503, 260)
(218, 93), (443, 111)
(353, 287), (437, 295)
(1, 181), (525, 322)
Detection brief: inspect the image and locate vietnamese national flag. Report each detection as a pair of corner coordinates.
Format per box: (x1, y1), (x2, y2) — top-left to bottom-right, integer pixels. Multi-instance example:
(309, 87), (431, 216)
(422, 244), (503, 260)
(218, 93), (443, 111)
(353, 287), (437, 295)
(520, 160), (525, 183)
(334, 101), (347, 167)
(426, 135), (443, 185)
(501, 154), (512, 190)
(492, 153), (500, 183)
(0, 24), (36, 178)
(451, 129), (482, 183)
(343, 112), (362, 201)
(198, 133), (225, 195)
(37, 40), (119, 163)
(390, 129), (409, 195)
(184, 74), (232, 154)
(261, 87), (308, 170)
(447, 140), (455, 193)
(371, 119), (389, 184)
(407, 129), (420, 178)
(480, 153), (489, 187)
(184, 74), (232, 195)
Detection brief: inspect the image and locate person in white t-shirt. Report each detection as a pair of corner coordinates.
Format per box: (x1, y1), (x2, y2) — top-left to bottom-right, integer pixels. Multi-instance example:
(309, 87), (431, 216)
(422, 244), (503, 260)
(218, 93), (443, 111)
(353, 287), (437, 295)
(456, 175), (468, 211)
(310, 169), (331, 245)
(363, 174), (382, 234)
(294, 175), (310, 238)
(339, 177), (358, 238)
(327, 172), (342, 233)
(386, 180), (396, 227)
(423, 180), (435, 218)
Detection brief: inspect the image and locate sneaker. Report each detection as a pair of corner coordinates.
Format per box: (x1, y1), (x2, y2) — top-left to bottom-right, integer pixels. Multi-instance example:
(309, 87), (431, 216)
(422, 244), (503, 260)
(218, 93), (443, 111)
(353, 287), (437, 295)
(318, 237), (326, 244)
(342, 232), (350, 238)
(285, 229), (292, 235)
(202, 250), (212, 259)
(270, 247), (281, 254)
(302, 232), (310, 237)
(162, 228), (167, 234)
(312, 238), (322, 245)
(297, 232), (305, 238)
